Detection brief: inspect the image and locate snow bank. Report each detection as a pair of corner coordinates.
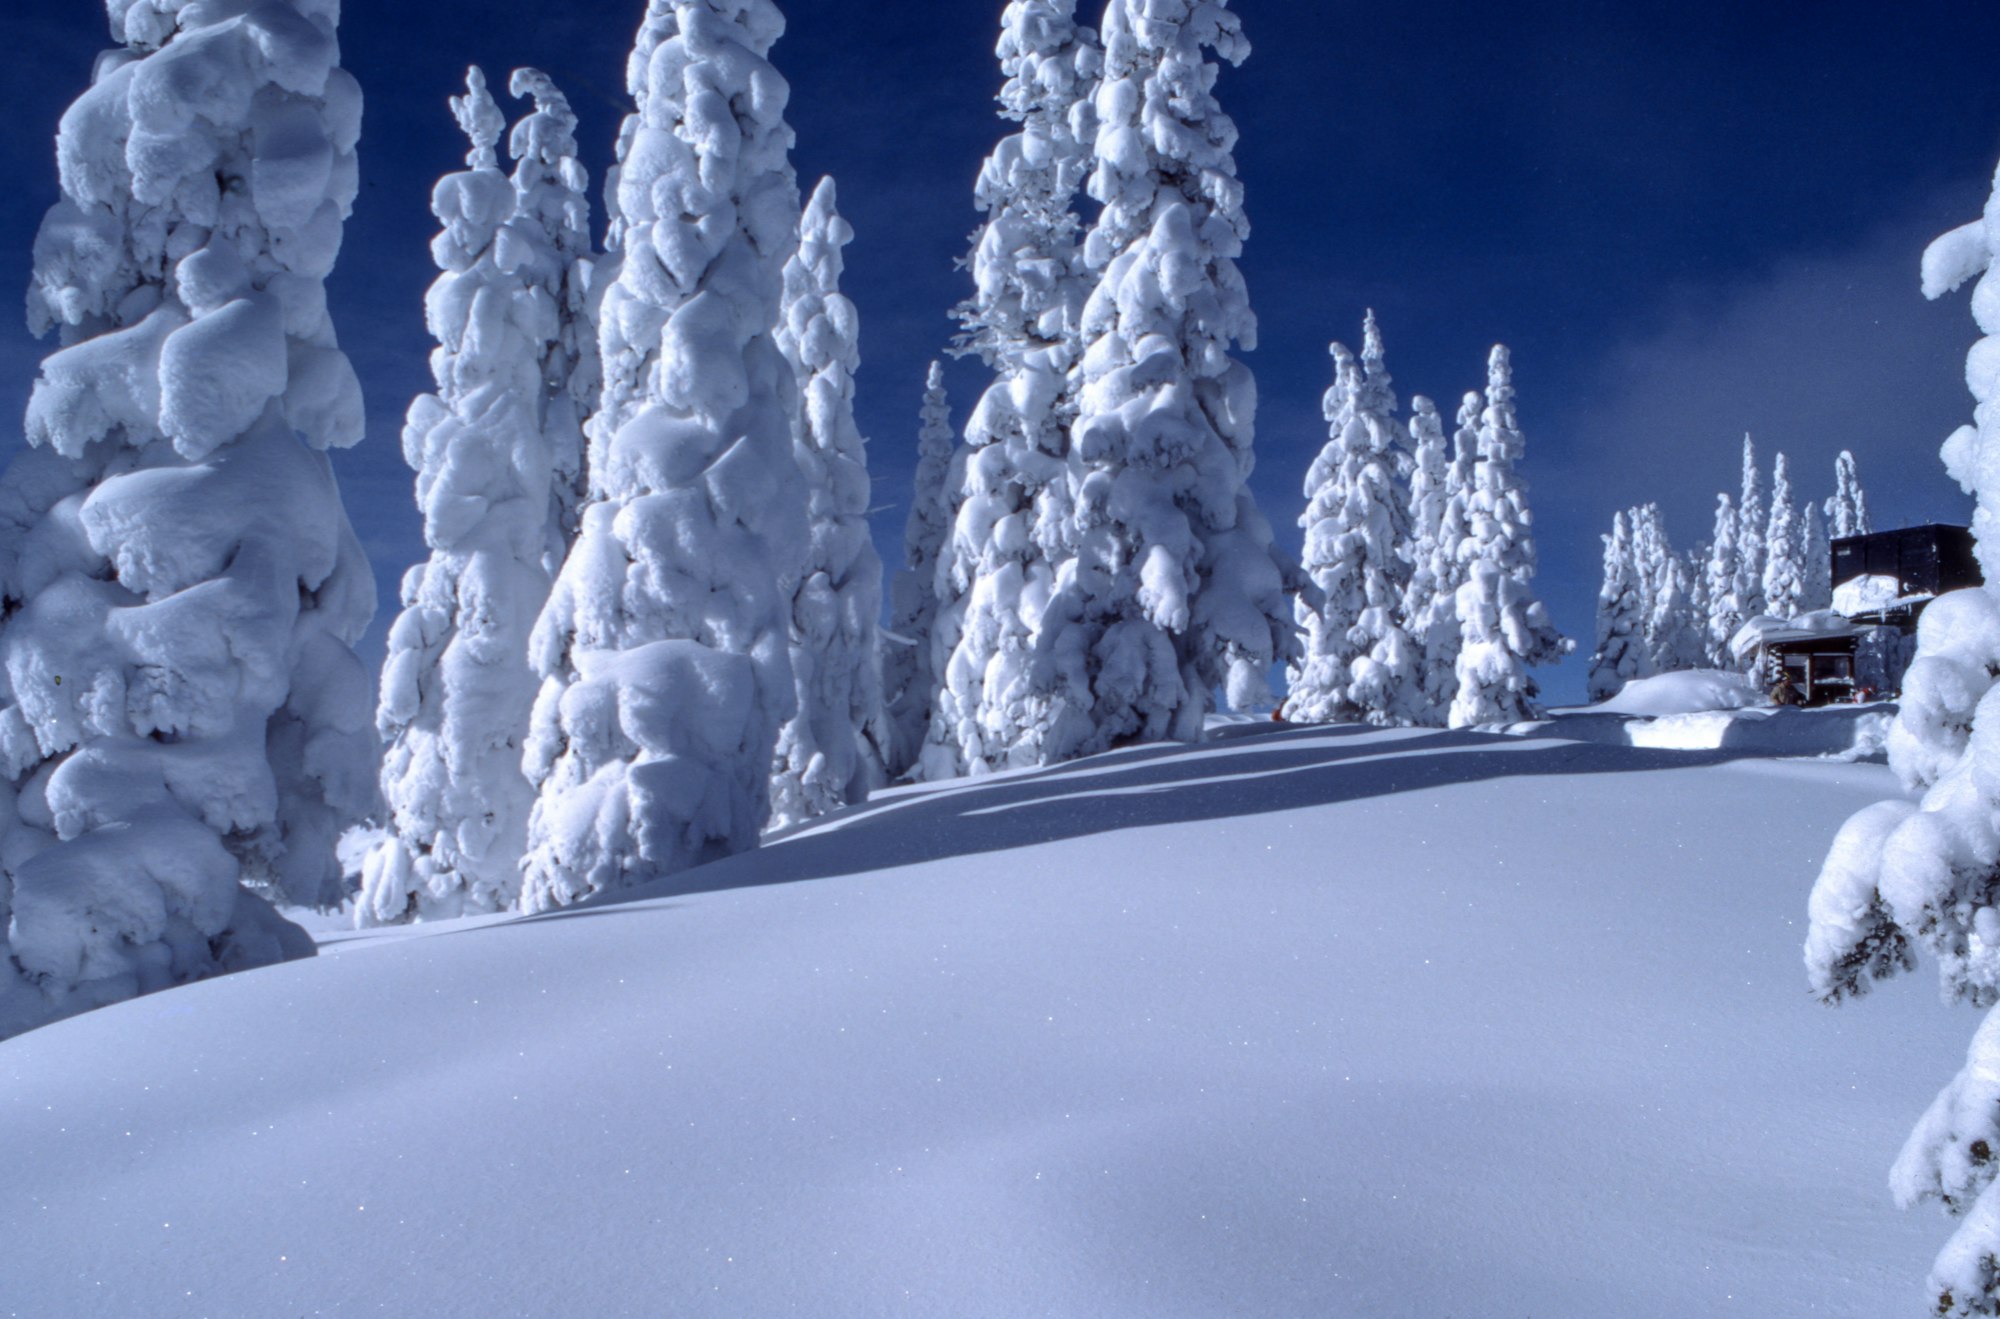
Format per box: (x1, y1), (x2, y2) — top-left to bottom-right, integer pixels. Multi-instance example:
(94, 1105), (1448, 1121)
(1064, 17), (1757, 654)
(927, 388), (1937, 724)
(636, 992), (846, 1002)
(1587, 668), (1761, 717)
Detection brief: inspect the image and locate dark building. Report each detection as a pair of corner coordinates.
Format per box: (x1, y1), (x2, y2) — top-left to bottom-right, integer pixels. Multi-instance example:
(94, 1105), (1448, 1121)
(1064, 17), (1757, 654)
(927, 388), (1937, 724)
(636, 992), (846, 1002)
(1831, 524), (1982, 629)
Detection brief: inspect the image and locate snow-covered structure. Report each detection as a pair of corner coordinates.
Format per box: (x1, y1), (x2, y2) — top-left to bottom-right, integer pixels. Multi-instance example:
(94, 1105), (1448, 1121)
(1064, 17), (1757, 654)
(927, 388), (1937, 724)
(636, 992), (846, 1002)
(1760, 451), (1804, 622)
(0, 0), (374, 1038)
(769, 177), (885, 826)
(1828, 449), (1871, 540)
(356, 69), (597, 926)
(1735, 435), (1767, 620)
(1289, 322), (1417, 726)
(518, 0), (808, 911)
(884, 364), (957, 779)
(1447, 347), (1568, 727)
(1039, 0), (1296, 754)
(1588, 512), (1651, 702)
(1806, 156), (2000, 1318)
(925, 0), (1099, 778)
(1705, 493), (1744, 667)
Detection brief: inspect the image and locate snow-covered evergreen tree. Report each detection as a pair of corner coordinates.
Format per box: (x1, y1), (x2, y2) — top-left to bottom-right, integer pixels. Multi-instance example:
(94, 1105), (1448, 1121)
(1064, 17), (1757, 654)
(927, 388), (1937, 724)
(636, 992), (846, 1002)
(769, 177), (886, 826)
(1648, 553), (1706, 673)
(355, 69), (597, 926)
(1828, 449), (1871, 540)
(1039, 0), (1296, 754)
(1447, 347), (1569, 727)
(1800, 503), (1833, 612)
(1735, 434), (1767, 619)
(884, 363), (957, 778)
(1398, 393), (1455, 725)
(1685, 543), (1713, 658)
(0, 0), (374, 1038)
(1762, 451), (1804, 622)
(1404, 391), (1482, 722)
(1806, 162), (2000, 1317)
(1588, 512), (1651, 701)
(1289, 320), (1417, 725)
(1704, 494), (1744, 666)
(1627, 503), (1667, 634)
(518, 0), (808, 912)
(925, 0), (1098, 778)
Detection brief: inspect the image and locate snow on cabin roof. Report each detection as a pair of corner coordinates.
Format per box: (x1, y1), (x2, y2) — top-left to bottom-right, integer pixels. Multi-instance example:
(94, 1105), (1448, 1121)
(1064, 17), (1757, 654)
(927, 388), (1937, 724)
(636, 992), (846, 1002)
(1728, 611), (1864, 661)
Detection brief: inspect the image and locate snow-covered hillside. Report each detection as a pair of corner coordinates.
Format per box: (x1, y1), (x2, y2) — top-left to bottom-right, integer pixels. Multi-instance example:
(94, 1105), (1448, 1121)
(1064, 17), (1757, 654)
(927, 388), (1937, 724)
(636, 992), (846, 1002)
(0, 724), (1965, 1317)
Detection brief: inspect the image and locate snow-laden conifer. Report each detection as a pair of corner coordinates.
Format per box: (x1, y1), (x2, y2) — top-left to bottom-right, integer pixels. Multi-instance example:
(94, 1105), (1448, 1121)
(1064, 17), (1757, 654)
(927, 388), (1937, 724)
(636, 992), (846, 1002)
(1627, 503), (1668, 635)
(1800, 503), (1833, 612)
(519, 0), (807, 912)
(1762, 451), (1804, 622)
(356, 69), (596, 926)
(1398, 394), (1455, 725)
(1405, 392), (1482, 721)
(769, 177), (886, 826)
(1805, 160), (2000, 1317)
(884, 364), (957, 778)
(926, 1), (1098, 777)
(1289, 319), (1417, 725)
(1447, 348), (1568, 728)
(1040, 0), (1296, 754)
(1648, 554), (1706, 673)
(1828, 449), (1871, 540)
(1735, 435), (1767, 619)
(1588, 512), (1651, 701)
(0, 0), (374, 1037)
(1704, 494), (1744, 666)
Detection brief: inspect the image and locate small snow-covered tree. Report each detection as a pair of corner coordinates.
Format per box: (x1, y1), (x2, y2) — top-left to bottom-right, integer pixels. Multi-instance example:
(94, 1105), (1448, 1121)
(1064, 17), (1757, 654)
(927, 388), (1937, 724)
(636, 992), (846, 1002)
(1704, 493), (1744, 666)
(519, 0), (808, 912)
(1686, 543), (1713, 655)
(1627, 503), (1668, 632)
(1588, 512), (1651, 701)
(0, 0), (374, 1038)
(1649, 554), (1706, 673)
(1289, 319), (1417, 725)
(356, 69), (597, 926)
(1404, 391), (1482, 722)
(769, 177), (886, 827)
(1762, 451), (1804, 622)
(925, 0), (1099, 778)
(1399, 393), (1456, 725)
(1735, 434), (1767, 620)
(1806, 162), (2000, 1317)
(1828, 449), (1871, 540)
(883, 363), (957, 778)
(1801, 503), (1833, 612)
(1040, 0), (1297, 755)
(1448, 347), (1569, 728)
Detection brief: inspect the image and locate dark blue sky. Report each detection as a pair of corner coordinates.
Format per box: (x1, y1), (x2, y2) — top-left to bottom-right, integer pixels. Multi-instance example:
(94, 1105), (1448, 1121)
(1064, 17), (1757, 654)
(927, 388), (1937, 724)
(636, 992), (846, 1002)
(5, 2), (1999, 704)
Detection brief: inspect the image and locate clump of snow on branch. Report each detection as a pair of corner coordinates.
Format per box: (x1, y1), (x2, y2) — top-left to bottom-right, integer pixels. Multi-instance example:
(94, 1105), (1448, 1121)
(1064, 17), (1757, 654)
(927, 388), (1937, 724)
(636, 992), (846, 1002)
(1041, 0), (1297, 755)
(1, 0), (375, 1038)
(769, 177), (886, 825)
(519, 0), (806, 911)
(355, 68), (597, 926)
(1808, 155), (2000, 1319)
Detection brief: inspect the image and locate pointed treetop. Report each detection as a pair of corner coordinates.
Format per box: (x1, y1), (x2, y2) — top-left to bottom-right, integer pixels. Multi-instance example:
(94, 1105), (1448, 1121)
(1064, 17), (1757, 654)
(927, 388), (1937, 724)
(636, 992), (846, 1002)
(452, 67), (505, 171)
(799, 176), (853, 281)
(509, 67), (580, 165)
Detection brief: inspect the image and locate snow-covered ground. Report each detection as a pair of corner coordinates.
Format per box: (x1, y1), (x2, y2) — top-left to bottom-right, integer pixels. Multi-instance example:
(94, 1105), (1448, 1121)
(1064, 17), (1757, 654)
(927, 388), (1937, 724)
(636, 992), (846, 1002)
(1548, 670), (1896, 759)
(0, 723), (1966, 1317)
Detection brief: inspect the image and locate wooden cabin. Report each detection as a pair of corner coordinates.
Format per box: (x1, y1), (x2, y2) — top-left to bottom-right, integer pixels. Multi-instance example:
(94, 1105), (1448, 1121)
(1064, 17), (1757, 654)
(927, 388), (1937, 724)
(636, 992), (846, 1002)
(1830, 524), (1981, 630)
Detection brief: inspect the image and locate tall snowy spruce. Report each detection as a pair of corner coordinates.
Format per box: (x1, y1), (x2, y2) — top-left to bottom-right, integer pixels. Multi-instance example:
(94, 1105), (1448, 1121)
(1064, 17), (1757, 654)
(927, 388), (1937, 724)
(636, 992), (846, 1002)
(1041, 0), (1297, 755)
(1828, 449), (1872, 539)
(0, 0), (375, 1037)
(1588, 511), (1651, 701)
(519, 0), (808, 911)
(1762, 450), (1804, 622)
(1735, 434), (1767, 620)
(769, 177), (886, 825)
(883, 363), (956, 778)
(1801, 502), (1833, 612)
(1289, 320), (1418, 726)
(1404, 391), (1482, 722)
(925, 0), (1099, 778)
(1398, 393), (1458, 725)
(355, 69), (596, 925)
(1447, 347), (1568, 728)
(1806, 157), (2000, 1318)
(1704, 493), (1744, 666)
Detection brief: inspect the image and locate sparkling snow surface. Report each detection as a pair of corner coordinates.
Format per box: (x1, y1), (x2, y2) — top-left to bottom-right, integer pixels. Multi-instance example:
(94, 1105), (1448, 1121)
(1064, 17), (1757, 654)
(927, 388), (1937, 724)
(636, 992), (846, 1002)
(0, 724), (1964, 1316)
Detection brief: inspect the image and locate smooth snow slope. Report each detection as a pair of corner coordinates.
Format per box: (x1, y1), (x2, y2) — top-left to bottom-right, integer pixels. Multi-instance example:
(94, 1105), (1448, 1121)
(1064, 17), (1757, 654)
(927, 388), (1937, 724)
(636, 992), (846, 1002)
(0, 725), (1967, 1317)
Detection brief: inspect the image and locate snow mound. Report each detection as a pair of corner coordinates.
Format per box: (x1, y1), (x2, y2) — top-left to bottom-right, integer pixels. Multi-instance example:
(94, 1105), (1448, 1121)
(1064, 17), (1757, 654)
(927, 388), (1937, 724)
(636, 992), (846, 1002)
(1587, 668), (1761, 717)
